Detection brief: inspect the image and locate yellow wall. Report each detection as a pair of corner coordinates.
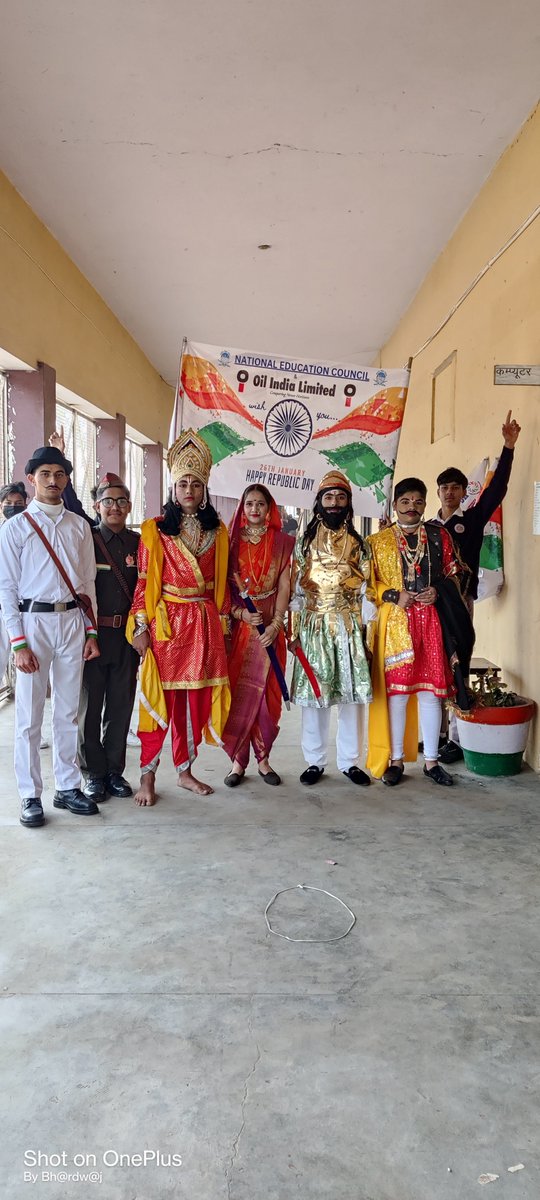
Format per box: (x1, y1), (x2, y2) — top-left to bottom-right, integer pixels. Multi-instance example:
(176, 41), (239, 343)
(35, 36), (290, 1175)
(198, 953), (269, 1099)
(379, 103), (540, 768)
(0, 171), (173, 442)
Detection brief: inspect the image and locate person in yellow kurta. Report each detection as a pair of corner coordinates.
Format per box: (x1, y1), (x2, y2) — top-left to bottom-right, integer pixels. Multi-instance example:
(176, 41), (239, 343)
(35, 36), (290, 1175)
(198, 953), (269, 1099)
(127, 430), (230, 804)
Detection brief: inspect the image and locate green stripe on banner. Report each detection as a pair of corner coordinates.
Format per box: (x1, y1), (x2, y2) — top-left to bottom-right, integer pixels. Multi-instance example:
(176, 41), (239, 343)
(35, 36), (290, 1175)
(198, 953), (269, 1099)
(463, 749), (524, 776)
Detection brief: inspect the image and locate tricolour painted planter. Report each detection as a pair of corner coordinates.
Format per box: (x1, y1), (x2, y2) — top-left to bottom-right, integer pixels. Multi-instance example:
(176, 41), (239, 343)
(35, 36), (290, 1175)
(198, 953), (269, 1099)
(455, 700), (535, 776)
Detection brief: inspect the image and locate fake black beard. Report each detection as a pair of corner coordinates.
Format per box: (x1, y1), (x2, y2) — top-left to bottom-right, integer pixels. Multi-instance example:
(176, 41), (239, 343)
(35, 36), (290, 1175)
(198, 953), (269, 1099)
(321, 509), (347, 531)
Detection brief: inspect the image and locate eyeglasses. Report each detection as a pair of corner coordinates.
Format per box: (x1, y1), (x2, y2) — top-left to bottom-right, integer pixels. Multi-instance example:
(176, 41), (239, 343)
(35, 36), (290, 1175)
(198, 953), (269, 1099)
(100, 497), (129, 509)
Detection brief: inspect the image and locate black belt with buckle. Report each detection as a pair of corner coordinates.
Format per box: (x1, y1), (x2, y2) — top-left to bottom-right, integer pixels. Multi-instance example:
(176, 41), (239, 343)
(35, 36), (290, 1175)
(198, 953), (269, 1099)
(19, 599), (79, 613)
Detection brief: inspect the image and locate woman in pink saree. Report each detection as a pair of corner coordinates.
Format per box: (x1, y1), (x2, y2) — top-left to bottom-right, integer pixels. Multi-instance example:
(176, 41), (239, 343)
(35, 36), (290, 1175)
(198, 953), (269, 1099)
(222, 486), (294, 787)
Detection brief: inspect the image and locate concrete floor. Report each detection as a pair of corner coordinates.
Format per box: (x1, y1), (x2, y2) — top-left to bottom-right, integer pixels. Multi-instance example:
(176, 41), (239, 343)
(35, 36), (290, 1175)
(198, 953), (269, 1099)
(0, 695), (539, 1200)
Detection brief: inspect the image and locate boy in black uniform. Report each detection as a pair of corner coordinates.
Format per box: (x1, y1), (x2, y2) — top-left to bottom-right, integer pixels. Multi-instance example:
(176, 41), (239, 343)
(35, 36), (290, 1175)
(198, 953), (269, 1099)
(430, 409), (520, 762)
(78, 478), (140, 798)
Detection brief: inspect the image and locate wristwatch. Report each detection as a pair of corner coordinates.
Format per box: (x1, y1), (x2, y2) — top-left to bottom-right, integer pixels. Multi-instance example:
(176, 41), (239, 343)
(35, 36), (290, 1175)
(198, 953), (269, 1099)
(382, 589), (400, 604)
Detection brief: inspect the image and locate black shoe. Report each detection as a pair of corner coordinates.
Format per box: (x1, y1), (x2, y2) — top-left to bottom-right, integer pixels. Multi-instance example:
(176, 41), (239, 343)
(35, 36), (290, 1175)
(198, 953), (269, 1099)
(20, 798), (45, 827)
(300, 766), (324, 786)
(53, 788), (100, 815)
(382, 764), (404, 787)
(224, 770), (244, 788)
(258, 768), (281, 786)
(423, 763), (454, 786)
(105, 772), (133, 797)
(438, 740), (464, 764)
(83, 776), (107, 800)
(343, 766), (370, 787)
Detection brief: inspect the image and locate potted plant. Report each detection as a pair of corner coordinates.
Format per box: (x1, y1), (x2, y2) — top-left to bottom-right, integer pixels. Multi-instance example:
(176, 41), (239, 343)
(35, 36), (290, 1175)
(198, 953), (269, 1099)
(453, 672), (535, 777)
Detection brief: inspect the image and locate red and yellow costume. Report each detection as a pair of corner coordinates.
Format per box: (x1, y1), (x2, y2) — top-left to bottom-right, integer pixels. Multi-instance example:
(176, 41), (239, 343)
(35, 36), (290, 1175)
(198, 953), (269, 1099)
(366, 522), (464, 777)
(126, 430), (230, 775)
(222, 498), (293, 769)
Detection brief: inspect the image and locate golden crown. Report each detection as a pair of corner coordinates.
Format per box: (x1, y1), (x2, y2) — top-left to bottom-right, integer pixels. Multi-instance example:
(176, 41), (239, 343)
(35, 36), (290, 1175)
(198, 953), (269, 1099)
(167, 428), (213, 485)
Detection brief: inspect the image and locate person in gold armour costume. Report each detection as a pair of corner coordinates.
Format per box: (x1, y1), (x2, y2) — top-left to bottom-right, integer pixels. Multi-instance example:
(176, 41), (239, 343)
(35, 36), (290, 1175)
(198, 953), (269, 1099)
(289, 470), (375, 787)
(128, 429), (230, 804)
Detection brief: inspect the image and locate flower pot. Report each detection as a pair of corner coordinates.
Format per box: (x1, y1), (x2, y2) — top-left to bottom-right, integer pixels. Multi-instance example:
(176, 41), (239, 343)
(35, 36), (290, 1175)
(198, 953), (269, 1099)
(455, 700), (535, 776)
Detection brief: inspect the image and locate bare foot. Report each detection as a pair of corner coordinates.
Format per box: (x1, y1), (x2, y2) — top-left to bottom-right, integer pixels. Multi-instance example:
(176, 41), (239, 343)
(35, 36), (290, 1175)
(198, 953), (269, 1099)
(134, 772), (157, 806)
(177, 767), (214, 795)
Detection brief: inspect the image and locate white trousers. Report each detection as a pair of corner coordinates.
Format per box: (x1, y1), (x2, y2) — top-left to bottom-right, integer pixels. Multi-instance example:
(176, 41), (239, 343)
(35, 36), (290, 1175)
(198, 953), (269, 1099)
(301, 703), (366, 771)
(389, 691), (442, 762)
(14, 611), (85, 799)
(0, 615), (10, 682)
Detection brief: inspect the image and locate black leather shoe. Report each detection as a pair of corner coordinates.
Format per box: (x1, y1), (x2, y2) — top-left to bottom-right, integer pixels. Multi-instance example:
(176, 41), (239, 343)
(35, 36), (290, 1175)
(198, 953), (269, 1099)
(224, 770), (244, 787)
(343, 766), (370, 786)
(20, 798), (45, 827)
(382, 764), (404, 787)
(105, 773), (133, 797)
(258, 768), (281, 786)
(300, 766), (324, 786)
(423, 763), (454, 786)
(438, 740), (464, 764)
(83, 776), (107, 800)
(53, 789), (100, 814)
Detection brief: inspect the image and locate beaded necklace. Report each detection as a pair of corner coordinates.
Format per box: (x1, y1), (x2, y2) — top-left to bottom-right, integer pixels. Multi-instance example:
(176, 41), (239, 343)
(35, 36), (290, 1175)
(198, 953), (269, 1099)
(241, 525), (272, 589)
(395, 522), (429, 586)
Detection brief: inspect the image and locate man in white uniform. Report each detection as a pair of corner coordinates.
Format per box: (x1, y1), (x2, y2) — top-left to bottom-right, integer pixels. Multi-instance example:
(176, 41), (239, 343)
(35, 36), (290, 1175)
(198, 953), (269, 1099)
(0, 483), (28, 685)
(0, 447), (101, 827)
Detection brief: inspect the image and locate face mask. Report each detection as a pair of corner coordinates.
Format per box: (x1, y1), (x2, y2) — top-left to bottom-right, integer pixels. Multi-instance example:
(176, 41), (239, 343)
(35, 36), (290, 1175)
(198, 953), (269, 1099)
(2, 505), (24, 519)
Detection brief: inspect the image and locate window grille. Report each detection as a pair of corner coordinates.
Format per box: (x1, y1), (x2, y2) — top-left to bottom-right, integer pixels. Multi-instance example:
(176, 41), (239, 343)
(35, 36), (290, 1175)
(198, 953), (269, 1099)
(56, 402), (96, 515)
(0, 372), (10, 488)
(125, 439), (144, 529)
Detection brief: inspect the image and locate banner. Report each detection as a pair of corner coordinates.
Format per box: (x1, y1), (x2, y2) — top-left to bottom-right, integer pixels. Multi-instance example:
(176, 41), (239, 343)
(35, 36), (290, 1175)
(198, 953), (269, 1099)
(173, 341), (410, 517)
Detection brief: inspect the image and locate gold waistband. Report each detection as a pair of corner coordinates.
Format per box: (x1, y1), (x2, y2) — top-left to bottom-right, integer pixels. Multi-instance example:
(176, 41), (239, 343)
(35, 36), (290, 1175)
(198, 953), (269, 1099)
(252, 586), (276, 600)
(162, 581), (213, 596)
(305, 594), (362, 615)
(162, 590), (212, 603)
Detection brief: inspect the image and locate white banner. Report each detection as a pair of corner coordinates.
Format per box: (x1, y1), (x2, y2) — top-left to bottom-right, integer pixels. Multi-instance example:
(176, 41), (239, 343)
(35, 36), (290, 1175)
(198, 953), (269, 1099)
(174, 341), (410, 517)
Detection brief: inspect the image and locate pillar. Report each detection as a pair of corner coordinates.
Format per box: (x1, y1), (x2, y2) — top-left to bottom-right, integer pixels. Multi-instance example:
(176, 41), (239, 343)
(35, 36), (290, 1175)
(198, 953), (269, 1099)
(143, 442), (164, 518)
(7, 362), (57, 482)
(96, 413), (126, 481)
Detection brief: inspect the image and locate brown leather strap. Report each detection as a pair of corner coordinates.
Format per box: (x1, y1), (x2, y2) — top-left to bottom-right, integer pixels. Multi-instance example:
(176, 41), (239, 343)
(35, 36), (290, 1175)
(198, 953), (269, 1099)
(97, 614), (128, 628)
(23, 511), (97, 628)
(93, 529), (134, 604)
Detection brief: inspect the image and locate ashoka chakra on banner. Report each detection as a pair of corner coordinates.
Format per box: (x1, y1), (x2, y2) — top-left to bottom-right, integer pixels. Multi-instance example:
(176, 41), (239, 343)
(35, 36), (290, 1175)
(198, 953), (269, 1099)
(264, 400), (312, 457)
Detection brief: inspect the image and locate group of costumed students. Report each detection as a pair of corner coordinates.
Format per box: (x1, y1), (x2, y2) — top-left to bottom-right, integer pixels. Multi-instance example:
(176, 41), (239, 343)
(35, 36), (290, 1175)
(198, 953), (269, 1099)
(126, 422), (516, 806)
(0, 414), (518, 825)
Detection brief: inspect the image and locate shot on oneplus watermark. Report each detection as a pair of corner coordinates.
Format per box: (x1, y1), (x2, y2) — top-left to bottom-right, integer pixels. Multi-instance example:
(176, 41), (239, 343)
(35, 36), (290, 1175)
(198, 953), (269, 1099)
(23, 1148), (183, 1184)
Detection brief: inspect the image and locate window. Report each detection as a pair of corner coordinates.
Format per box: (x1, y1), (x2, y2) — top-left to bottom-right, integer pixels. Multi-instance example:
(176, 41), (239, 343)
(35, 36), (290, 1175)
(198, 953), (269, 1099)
(431, 352), (457, 443)
(125, 439), (144, 528)
(0, 372), (11, 488)
(56, 402), (97, 514)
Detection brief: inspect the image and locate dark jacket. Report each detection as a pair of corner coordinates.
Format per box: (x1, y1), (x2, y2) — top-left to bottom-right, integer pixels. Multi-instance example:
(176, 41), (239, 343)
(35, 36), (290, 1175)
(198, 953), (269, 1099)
(428, 446), (514, 599)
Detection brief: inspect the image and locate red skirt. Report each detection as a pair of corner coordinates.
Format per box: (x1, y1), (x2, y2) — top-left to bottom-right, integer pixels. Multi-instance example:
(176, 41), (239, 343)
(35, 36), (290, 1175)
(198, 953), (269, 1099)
(385, 604), (454, 698)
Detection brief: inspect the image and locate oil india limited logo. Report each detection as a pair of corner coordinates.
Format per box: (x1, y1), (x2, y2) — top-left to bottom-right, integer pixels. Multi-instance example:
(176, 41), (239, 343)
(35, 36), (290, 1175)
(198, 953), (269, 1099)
(264, 400), (312, 457)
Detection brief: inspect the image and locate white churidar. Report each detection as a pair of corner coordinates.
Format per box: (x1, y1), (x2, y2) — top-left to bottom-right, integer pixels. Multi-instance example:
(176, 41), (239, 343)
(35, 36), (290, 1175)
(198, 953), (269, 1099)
(301, 703), (366, 771)
(389, 690), (442, 761)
